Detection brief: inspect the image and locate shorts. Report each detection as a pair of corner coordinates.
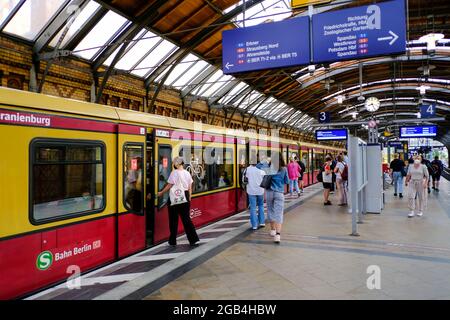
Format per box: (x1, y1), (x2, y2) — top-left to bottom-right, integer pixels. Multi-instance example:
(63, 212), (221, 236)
(323, 182), (332, 189)
(298, 174), (304, 181)
(432, 175), (441, 181)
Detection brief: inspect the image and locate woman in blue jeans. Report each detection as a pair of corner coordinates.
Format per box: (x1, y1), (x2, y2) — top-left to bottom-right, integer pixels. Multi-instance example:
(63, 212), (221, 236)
(245, 159), (266, 230)
(267, 153), (289, 243)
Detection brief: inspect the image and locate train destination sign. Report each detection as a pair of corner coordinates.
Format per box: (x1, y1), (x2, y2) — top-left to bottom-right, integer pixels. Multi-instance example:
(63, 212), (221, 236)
(222, 17), (310, 74)
(315, 129), (348, 141)
(399, 125), (437, 138)
(312, 0), (406, 63)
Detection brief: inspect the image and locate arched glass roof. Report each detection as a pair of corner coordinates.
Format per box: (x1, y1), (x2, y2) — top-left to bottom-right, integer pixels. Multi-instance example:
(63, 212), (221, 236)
(0, 0), (323, 132)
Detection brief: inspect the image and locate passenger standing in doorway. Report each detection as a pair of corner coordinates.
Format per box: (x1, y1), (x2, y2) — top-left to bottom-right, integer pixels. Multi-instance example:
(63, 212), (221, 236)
(267, 153), (289, 243)
(287, 158), (301, 198)
(431, 156), (444, 192)
(334, 155), (348, 206)
(322, 156), (333, 205)
(245, 156), (266, 230)
(389, 153), (406, 198)
(405, 156), (429, 218)
(157, 157), (200, 246)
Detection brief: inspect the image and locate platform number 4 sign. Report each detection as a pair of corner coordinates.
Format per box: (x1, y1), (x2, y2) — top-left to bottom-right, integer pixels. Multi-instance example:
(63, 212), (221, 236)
(318, 112), (331, 123)
(420, 104), (436, 118)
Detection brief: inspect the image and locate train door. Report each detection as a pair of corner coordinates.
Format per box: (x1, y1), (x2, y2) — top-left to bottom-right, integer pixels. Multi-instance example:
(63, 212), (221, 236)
(237, 138), (248, 212)
(117, 124), (146, 258)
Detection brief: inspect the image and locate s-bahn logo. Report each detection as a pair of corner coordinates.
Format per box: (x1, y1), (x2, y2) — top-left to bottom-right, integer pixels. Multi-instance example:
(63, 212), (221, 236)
(36, 251), (53, 271)
(190, 208), (202, 219)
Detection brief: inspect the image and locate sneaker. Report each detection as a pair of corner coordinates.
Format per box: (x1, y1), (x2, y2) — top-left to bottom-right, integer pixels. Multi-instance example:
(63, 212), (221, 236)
(436, 189), (440, 192)
(259, 223), (266, 228)
(428, 188), (431, 194)
(394, 193), (397, 196)
(399, 193), (403, 198)
(274, 234), (281, 243)
(269, 229), (276, 237)
(417, 212), (423, 217)
(408, 211), (415, 218)
(252, 227), (258, 230)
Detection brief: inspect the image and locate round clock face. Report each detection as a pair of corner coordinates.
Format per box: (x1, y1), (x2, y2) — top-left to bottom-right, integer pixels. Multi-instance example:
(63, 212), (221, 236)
(365, 97), (380, 112)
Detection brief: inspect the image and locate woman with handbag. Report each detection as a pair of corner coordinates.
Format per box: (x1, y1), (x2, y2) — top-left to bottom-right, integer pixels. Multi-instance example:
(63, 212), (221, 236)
(405, 156), (429, 218)
(264, 153), (289, 244)
(157, 157), (200, 247)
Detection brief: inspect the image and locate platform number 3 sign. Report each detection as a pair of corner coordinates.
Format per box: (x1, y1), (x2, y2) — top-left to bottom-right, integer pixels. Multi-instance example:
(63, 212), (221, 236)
(318, 112), (331, 123)
(420, 104), (436, 118)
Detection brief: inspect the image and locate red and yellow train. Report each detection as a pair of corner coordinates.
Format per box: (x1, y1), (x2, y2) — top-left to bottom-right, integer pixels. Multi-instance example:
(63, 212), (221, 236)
(0, 87), (343, 299)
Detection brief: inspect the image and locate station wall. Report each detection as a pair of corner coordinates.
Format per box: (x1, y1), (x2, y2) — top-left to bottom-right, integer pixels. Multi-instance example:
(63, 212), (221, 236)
(0, 35), (325, 144)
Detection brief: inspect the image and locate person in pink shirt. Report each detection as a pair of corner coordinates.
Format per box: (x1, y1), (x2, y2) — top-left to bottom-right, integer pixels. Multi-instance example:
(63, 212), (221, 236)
(287, 158), (301, 198)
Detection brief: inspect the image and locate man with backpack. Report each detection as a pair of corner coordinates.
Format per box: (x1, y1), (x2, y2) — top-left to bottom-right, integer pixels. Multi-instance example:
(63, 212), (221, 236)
(431, 155), (444, 192)
(334, 155), (348, 206)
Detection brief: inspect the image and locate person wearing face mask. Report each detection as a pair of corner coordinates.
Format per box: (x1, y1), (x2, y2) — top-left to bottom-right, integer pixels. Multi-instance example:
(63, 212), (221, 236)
(405, 157), (430, 218)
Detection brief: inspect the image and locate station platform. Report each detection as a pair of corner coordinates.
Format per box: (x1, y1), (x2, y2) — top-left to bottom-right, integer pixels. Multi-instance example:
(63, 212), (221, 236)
(26, 179), (450, 300)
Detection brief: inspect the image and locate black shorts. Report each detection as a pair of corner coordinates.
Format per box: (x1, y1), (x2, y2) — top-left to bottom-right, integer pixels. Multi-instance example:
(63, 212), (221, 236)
(433, 175), (441, 181)
(299, 174), (304, 180)
(323, 182), (332, 189)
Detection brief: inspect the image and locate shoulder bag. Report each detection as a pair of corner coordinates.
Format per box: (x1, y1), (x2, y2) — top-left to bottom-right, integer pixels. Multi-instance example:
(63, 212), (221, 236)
(169, 172), (188, 206)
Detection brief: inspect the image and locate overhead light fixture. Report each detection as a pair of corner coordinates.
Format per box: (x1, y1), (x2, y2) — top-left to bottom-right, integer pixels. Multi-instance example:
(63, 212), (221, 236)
(416, 85), (430, 95)
(419, 33), (444, 51)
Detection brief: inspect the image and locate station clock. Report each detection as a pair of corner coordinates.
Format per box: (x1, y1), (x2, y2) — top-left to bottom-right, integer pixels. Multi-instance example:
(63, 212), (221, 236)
(365, 97), (380, 112)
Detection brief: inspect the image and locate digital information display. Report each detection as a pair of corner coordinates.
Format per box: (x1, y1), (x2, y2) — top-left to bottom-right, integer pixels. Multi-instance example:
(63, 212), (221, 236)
(222, 17), (310, 74)
(399, 125), (437, 138)
(315, 129), (348, 141)
(312, 0), (406, 63)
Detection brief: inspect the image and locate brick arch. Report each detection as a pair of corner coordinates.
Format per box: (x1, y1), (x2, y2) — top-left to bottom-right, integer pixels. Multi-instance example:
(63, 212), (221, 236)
(7, 74), (24, 90)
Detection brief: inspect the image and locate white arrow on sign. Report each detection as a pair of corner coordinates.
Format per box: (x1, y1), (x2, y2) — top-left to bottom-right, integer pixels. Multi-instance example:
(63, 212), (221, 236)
(225, 62), (234, 70)
(377, 30), (399, 46)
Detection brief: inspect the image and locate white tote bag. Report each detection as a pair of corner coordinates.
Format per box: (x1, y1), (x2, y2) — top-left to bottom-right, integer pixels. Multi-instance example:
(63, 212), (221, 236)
(169, 171), (188, 206)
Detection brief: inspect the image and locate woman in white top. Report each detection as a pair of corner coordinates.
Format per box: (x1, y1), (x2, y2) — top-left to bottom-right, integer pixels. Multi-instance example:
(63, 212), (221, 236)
(158, 157), (200, 246)
(405, 156), (429, 218)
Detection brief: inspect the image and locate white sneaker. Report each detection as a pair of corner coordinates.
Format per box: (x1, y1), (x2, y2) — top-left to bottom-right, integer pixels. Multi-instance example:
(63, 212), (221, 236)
(417, 212), (423, 217)
(259, 223), (266, 228)
(269, 229), (276, 237)
(274, 234), (281, 243)
(408, 211), (415, 218)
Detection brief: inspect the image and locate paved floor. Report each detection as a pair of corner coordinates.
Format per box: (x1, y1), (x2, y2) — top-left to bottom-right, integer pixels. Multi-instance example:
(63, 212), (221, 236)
(26, 184), (322, 300)
(145, 179), (450, 300)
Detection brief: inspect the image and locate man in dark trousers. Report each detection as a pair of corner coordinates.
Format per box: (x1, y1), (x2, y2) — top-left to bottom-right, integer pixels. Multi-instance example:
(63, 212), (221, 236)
(431, 155), (444, 192)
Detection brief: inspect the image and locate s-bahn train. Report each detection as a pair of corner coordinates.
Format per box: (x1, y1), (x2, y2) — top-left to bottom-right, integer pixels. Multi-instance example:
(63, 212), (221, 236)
(0, 87), (343, 299)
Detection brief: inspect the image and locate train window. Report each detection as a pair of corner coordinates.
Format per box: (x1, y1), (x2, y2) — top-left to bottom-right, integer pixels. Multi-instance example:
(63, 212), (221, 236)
(158, 145), (172, 207)
(301, 151), (309, 172)
(30, 139), (105, 224)
(183, 146), (207, 194)
(123, 144), (144, 214)
(205, 147), (234, 190)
